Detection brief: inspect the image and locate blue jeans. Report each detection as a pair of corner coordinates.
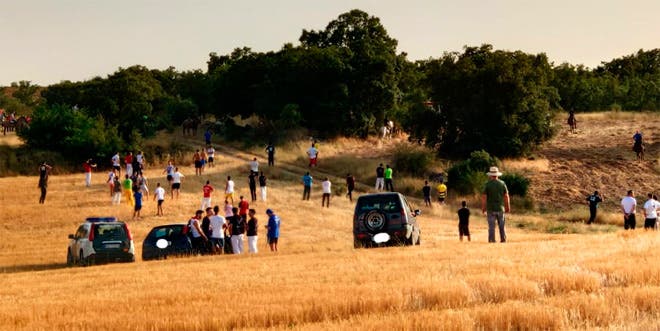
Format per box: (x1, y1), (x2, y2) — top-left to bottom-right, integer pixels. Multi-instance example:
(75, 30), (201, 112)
(487, 211), (506, 243)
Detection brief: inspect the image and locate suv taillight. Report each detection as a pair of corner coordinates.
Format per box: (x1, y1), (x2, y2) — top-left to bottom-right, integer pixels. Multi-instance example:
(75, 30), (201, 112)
(401, 208), (406, 224)
(88, 224), (95, 241)
(123, 223), (133, 240)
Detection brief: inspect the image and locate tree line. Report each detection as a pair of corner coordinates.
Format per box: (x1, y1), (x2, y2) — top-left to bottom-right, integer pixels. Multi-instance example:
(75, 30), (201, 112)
(2, 9), (657, 162)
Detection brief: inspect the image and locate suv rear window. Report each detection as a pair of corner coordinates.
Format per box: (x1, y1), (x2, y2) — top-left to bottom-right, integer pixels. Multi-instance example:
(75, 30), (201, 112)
(94, 223), (127, 241)
(150, 225), (185, 239)
(357, 195), (401, 212)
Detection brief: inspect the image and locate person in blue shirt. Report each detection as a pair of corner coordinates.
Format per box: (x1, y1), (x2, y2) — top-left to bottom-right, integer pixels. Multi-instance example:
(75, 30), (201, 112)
(204, 129), (212, 145)
(133, 189), (143, 220)
(265, 209), (280, 252)
(302, 172), (313, 200)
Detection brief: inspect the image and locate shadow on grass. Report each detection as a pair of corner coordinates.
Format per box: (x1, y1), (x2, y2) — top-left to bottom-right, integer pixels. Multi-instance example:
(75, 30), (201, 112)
(0, 262), (69, 274)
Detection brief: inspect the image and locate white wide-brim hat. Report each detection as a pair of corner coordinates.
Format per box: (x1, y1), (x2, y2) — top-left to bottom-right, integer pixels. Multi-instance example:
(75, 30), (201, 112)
(487, 166), (502, 177)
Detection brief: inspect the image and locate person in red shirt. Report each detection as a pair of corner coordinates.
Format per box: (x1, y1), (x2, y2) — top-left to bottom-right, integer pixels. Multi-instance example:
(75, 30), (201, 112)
(238, 195), (249, 221)
(124, 152), (134, 177)
(201, 180), (214, 210)
(83, 159), (96, 187)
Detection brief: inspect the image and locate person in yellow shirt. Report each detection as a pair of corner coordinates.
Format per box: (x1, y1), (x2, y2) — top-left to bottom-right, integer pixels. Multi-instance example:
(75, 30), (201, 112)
(436, 181), (447, 205)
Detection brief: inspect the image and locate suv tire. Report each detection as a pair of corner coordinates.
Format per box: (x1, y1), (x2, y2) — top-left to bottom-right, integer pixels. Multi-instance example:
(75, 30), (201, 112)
(66, 249), (74, 267)
(363, 210), (387, 232)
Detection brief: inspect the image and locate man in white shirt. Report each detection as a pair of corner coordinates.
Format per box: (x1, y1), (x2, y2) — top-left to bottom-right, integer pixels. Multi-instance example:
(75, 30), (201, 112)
(620, 190), (637, 230)
(171, 167), (184, 200)
(111, 152), (121, 176)
(321, 177), (331, 208)
(642, 193), (660, 230)
(207, 145), (215, 168)
(153, 182), (166, 216)
(307, 144), (318, 167)
(208, 206), (226, 254)
(249, 157), (259, 175)
(225, 176), (235, 204)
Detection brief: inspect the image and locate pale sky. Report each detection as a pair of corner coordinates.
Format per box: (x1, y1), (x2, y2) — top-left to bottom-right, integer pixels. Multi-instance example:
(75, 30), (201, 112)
(1, 0), (658, 86)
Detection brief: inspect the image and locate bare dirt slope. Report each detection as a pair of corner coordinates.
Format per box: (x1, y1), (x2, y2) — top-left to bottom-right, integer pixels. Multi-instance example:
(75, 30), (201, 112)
(525, 112), (659, 211)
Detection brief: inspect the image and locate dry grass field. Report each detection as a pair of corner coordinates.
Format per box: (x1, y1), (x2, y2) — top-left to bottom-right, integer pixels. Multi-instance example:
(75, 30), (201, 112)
(0, 112), (659, 330)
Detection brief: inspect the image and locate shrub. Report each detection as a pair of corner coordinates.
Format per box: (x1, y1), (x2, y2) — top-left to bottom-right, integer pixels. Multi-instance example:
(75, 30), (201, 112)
(500, 173), (530, 197)
(447, 150), (500, 195)
(392, 143), (434, 177)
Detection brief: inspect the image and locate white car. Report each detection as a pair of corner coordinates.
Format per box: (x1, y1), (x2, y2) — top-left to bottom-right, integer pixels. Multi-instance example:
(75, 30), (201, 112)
(67, 217), (135, 266)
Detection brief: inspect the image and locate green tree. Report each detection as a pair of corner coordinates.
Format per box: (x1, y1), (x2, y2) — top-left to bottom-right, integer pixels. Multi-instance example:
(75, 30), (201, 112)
(11, 80), (41, 107)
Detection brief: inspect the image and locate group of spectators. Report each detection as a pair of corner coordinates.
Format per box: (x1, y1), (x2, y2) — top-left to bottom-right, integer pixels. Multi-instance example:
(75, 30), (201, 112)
(592, 190), (660, 230)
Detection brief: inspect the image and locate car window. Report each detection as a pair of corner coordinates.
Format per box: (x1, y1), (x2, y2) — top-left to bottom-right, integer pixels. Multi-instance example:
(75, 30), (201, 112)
(357, 196), (401, 213)
(75, 225), (87, 239)
(94, 223), (126, 240)
(150, 225), (184, 239)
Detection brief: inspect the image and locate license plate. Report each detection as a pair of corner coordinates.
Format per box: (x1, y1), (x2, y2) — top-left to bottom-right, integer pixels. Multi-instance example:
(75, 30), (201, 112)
(105, 244), (120, 248)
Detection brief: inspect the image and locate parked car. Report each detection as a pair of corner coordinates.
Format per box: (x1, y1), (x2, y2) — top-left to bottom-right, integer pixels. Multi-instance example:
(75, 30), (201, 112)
(142, 223), (192, 260)
(353, 192), (421, 248)
(67, 217), (135, 266)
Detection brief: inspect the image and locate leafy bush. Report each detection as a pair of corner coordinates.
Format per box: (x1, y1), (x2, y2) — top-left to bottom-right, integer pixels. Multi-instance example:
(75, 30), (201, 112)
(392, 143), (434, 177)
(447, 150), (500, 195)
(500, 173), (530, 197)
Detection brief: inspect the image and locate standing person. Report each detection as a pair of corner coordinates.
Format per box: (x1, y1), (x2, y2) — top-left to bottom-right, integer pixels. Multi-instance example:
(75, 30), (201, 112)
(206, 145), (215, 168)
(375, 163), (385, 191)
(457, 201), (471, 242)
(246, 209), (258, 253)
(153, 182), (165, 216)
(208, 205), (226, 254)
(307, 143), (318, 167)
(193, 150), (202, 176)
(83, 159), (97, 187)
(302, 172), (313, 200)
(321, 177), (332, 208)
(248, 172), (257, 202)
(259, 172), (268, 201)
(481, 166), (510, 243)
(133, 189), (143, 220)
(200, 148), (207, 174)
(122, 175), (135, 207)
(163, 161), (175, 185)
(238, 196), (249, 220)
(111, 152), (121, 177)
(384, 165), (394, 192)
(132, 153), (141, 176)
(265, 209), (280, 252)
(436, 180), (447, 205)
(124, 152), (134, 178)
(112, 176), (122, 205)
(586, 191), (604, 224)
(135, 151), (145, 174)
(224, 199), (234, 218)
(265, 142), (275, 166)
(249, 157), (259, 176)
(227, 207), (245, 254)
(138, 173), (149, 198)
(171, 167), (184, 199)
(621, 190), (637, 230)
(422, 181), (432, 207)
(642, 193), (660, 230)
(188, 210), (208, 255)
(225, 176), (235, 204)
(204, 129), (212, 145)
(37, 161), (52, 204)
(346, 173), (355, 202)
(107, 169), (117, 197)
(201, 180), (214, 210)
(201, 208), (213, 254)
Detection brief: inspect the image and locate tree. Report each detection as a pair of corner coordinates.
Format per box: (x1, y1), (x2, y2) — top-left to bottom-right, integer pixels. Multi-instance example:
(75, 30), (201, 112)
(11, 80), (41, 107)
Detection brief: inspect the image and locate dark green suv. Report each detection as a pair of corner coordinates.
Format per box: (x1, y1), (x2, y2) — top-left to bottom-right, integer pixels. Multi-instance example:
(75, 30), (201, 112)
(353, 192), (421, 248)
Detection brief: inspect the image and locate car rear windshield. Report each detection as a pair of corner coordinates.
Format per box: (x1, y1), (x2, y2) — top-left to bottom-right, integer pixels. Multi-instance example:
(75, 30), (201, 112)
(150, 225), (185, 239)
(94, 223), (127, 241)
(357, 195), (401, 213)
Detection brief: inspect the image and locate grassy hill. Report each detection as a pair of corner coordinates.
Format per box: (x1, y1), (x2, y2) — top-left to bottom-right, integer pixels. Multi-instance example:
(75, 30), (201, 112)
(0, 112), (659, 330)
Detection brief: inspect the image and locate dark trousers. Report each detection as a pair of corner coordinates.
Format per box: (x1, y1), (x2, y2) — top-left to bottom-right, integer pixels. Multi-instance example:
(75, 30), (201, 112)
(303, 185), (311, 200)
(588, 207), (597, 224)
(347, 187), (354, 201)
(268, 154), (274, 166)
(249, 185), (257, 201)
(385, 178), (394, 192)
(624, 214), (636, 230)
(39, 186), (47, 204)
(322, 193), (330, 207)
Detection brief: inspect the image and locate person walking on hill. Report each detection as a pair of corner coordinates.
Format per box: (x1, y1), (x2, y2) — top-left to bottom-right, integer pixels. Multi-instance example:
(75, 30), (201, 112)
(437, 180), (447, 205)
(200, 148), (207, 174)
(375, 164), (385, 191)
(38, 161), (52, 204)
(228, 207), (245, 254)
(248, 172), (257, 202)
(265, 142), (275, 166)
(204, 129), (212, 145)
(249, 157), (259, 176)
(201, 180), (214, 210)
(643, 193), (660, 230)
(321, 177), (332, 208)
(346, 173), (355, 202)
(265, 209), (280, 252)
(83, 159), (96, 187)
(422, 181), (432, 207)
(247, 209), (259, 253)
(259, 172), (268, 201)
(481, 166), (510, 243)
(302, 172), (313, 200)
(193, 149), (202, 176)
(621, 190), (637, 230)
(206, 145), (215, 168)
(586, 191), (603, 224)
(307, 143), (318, 167)
(225, 176), (235, 204)
(458, 201), (471, 242)
(384, 165), (394, 192)
(164, 160), (175, 185)
(153, 182), (165, 216)
(171, 167), (184, 200)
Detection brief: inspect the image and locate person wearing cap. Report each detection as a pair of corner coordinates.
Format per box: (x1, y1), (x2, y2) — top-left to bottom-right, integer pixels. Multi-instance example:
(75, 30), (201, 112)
(265, 209), (280, 252)
(481, 166), (510, 243)
(586, 191), (603, 224)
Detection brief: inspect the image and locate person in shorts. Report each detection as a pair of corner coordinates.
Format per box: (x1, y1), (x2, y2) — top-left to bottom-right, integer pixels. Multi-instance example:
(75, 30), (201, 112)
(111, 152), (121, 177)
(171, 167), (184, 199)
(208, 205), (226, 254)
(307, 143), (318, 167)
(225, 176), (235, 204)
(133, 189), (143, 220)
(206, 145), (215, 168)
(153, 182), (165, 216)
(437, 180), (447, 204)
(193, 150), (202, 176)
(642, 193), (660, 230)
(163, 161), (175, 184)
(457, 201), (471, 241)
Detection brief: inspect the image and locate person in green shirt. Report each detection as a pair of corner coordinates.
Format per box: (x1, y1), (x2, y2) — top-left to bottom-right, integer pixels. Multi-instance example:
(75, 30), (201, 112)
(481, 166), (510, 243)
(122, 175), (135, 207)
(384, 165), (394, 192)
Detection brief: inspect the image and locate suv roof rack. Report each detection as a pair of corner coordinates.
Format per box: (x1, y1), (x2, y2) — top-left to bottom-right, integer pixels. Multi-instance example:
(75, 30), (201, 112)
(85, 217), (119, 223)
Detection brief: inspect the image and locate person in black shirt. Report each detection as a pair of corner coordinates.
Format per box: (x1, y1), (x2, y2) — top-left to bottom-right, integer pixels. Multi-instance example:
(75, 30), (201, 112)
(228, 207), (245, 254)
(265, 143), (275, 166)
(346, 173), (355, 202)
(258, 172), (267, 201)
(246, 209), (258, 253)
(201, 208), (214, 254)
(375, 164), (385, 191)
(422, 181), (432, 207)
(586, 191), (603, 224)
(248, 172), (257, 202)
(38, 161), (52, 204)
(457, 201), (471, 242)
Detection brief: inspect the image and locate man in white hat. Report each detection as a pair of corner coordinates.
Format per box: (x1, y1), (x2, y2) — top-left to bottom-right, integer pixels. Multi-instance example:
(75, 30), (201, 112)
(481, 166), (510, 243)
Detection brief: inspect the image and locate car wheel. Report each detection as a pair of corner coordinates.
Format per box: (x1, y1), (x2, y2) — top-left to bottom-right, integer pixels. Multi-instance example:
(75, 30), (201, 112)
(415, 231), (421, 245)
(363, 210), (386, 232)
(79, 250), (87, 267)
(66, 249), (74, 266)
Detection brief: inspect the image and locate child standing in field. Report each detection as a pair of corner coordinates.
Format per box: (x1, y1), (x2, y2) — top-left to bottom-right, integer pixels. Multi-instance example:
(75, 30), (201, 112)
(457, 201), (471, 242)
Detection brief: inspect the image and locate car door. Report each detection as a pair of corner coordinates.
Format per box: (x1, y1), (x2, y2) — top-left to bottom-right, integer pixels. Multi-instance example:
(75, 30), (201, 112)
(71, 225), (86, 261)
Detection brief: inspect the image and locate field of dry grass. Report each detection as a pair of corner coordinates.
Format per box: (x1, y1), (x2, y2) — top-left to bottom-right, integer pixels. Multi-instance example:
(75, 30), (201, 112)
(1, 112), (659, 330)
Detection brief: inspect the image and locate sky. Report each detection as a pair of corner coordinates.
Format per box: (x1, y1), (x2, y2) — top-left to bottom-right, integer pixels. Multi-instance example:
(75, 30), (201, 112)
(1, 0), (658, 86)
